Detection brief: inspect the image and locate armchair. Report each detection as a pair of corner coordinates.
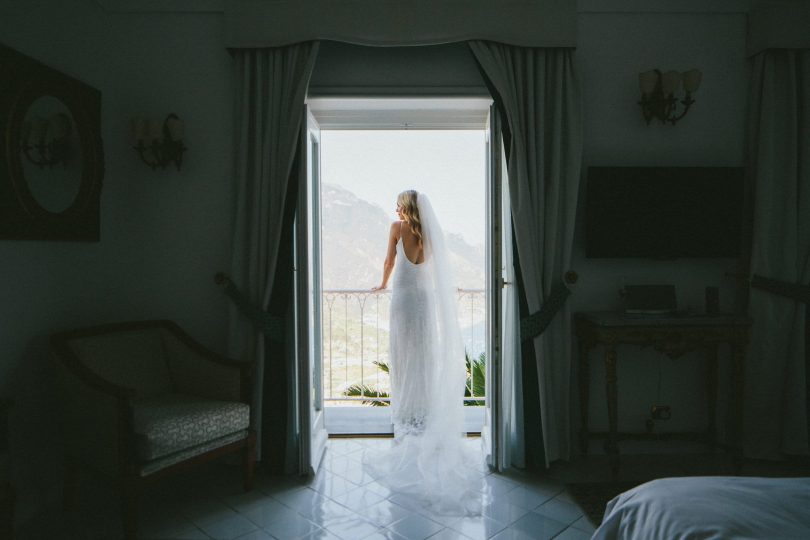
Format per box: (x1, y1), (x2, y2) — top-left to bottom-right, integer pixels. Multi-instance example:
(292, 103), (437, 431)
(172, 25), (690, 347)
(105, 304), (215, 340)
(50, 320), (256, 540)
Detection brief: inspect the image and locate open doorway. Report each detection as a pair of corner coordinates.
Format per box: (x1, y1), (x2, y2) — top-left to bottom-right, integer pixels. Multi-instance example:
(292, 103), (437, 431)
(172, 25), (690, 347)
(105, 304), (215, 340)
(303, 97), (499, 448)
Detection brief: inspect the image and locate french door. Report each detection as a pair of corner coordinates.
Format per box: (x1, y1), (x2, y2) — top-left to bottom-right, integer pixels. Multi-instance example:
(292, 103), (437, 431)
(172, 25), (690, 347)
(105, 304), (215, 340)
(296, 97), (512, 475)
(484, 104), (501, 469)
(296, 106), (328, 475)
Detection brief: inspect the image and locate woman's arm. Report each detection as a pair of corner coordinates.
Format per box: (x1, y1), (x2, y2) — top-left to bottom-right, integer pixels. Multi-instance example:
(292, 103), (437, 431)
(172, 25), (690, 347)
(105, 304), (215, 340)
(372, 222), (399, 291)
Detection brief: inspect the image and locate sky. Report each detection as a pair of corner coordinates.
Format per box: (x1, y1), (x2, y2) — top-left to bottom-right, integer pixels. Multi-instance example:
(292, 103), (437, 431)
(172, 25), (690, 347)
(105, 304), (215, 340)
(320, 130), (487, 246)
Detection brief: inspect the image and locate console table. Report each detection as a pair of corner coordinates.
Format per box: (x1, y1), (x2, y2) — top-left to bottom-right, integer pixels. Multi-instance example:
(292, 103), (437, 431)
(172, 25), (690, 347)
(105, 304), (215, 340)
(574, 312), (751, 476)
(0, 399), (12, 539)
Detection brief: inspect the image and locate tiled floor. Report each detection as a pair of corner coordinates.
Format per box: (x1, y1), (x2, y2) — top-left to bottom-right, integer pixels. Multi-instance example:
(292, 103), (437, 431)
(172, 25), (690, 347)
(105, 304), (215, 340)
(19, 437), (596, 540)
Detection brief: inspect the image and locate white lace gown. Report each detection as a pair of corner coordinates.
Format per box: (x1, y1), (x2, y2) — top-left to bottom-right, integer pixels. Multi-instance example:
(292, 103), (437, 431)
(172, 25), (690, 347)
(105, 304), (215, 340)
(389, 237), (436, 436)
(362, 233), (485, 517)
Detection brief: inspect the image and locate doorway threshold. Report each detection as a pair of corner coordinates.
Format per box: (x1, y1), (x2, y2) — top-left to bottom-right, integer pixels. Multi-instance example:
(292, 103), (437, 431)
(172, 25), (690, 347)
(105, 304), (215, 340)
(325, 405), (484, 435)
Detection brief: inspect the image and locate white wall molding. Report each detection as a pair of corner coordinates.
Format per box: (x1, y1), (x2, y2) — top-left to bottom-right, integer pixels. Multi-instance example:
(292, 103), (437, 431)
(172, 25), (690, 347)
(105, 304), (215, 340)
(96, 0), (756, 15)
(578, 0), (754, 14)
(94, 0), (224, 13)
(307, 97), (492, 130)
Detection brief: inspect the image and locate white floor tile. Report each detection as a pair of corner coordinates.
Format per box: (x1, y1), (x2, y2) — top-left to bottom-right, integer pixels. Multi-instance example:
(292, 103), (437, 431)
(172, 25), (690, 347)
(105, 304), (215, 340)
(363, 530), (411, 540)
(323, 455), (358, 476)
(300, 529), (344, 540)
(487, 528), (537, 540)
(449, 515), (507, 540)
(332, 486), (387, 512)
(182, 497), (240, 527)
(263, 513), (322, 540)
(235, 530), (276, 540)
(387, 513), (444, 540)
(320, 514), (381, 540)
(308, 500), (365, 525)
(552, 527), (592, 540)
(533, 498), (583, 525)
(509, 513), (567, 540)
(426, 528), (474, 540)
(273, 488), (330, 518)
(415, 509), (462, 528)
(480, 500), (530, 526)
(310, 472), (362, 498)
(197, 513), (259, 540)
(499, 486), (555, 510)
(569, 515), (596, 534)
(226, 489), (281, 513)
(363, 500), (418, 527)
(388, 493), (432, 514)
(364, 480), (396, 499)
(240, 499), (300, 529)
(478, 475), (519, 497)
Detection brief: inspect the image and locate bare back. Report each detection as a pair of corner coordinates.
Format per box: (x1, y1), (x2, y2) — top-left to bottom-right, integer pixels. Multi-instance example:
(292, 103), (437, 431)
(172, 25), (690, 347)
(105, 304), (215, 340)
(398, 221), (425, 265)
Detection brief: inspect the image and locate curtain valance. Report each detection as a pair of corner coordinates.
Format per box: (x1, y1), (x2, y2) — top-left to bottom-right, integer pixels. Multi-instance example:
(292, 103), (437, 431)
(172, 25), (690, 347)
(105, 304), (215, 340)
(747, 1), (810, 57)
(224, 0), (576, 48)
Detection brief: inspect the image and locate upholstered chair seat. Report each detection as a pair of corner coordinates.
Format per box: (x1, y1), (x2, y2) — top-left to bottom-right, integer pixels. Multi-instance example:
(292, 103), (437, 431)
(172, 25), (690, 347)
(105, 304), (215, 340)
(51, 320), (256, 540)
(130, 394), (250, 462)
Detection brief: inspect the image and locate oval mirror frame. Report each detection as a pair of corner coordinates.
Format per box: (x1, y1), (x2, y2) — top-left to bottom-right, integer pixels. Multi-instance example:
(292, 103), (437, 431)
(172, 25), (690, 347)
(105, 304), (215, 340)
(1, 43), (103, 241)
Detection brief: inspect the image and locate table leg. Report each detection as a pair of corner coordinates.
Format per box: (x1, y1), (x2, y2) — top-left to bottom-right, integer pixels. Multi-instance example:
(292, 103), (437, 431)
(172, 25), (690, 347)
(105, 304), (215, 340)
(604, 347), (619, 476)
(731, 341), (745, 473)
(706, 344), (719, 446)
(579, 341), (591, 454)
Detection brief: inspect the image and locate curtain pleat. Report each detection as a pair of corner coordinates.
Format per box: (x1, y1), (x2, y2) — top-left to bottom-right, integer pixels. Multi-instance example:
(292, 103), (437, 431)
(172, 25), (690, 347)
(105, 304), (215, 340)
(469, 42), (582, 465)
(228, 43), (319, 470)
(744, 49), (810, 459)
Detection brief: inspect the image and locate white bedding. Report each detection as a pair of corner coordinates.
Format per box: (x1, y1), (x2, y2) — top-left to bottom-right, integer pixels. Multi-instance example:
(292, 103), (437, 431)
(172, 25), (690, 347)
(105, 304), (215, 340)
(593, 476), (810, 540)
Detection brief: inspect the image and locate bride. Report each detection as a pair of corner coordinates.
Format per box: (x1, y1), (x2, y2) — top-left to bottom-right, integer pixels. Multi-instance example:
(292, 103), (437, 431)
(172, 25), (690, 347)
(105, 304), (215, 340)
(368, 189), (484, 516)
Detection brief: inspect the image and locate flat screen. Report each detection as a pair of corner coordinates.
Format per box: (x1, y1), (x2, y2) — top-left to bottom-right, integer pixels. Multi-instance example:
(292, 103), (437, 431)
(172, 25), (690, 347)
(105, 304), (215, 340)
(585, 167), (744, 258)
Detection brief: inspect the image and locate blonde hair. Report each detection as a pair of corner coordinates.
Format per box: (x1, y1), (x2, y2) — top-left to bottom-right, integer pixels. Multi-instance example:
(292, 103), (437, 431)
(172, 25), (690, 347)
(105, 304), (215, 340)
(397, 190), (422, 244)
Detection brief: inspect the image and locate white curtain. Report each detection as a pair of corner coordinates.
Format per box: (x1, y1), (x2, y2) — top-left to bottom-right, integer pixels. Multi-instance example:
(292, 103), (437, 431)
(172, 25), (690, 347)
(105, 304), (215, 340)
(227, 43), (320, 467)
(744, 49), (810, 459)
(470, 42), (582, 465)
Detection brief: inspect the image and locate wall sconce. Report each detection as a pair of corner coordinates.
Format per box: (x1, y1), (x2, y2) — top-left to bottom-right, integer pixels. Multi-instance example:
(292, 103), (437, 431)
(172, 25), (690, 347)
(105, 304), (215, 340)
(130, 114), (186, 171)
(21, 113), (72, 169)
(638, 69), (702, 125)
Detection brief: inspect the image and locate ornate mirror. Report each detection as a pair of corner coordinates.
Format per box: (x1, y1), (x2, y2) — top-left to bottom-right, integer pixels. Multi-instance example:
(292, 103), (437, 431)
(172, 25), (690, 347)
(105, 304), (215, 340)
(1, 43), (103, 241)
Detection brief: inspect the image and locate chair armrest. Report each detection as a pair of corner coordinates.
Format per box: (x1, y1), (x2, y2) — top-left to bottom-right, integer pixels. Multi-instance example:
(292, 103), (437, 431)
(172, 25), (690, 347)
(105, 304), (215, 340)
(50, 333), (137, 400)
(160, 326), (253, 403)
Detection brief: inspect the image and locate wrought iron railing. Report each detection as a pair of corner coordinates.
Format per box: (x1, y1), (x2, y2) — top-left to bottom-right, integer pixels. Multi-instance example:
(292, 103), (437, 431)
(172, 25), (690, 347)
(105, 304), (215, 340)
(322, 288), (486, 406)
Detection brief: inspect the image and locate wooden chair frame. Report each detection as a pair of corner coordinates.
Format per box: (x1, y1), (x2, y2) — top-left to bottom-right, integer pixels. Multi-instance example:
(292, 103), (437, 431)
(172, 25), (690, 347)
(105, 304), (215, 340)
(51, 320), (256, 539)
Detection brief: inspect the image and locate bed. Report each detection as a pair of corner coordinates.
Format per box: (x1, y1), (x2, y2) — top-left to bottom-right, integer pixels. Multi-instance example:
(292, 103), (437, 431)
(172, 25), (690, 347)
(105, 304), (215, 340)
(592, 476), (810, 539)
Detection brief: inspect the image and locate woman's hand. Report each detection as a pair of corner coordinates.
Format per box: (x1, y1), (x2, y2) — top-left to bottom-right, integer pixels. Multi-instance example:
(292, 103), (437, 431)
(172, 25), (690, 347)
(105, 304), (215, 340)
(371, 285), (387, 292)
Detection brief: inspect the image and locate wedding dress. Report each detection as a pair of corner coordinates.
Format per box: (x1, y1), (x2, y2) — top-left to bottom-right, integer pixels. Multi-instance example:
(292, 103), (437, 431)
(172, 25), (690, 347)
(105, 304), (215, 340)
(364, 194), (484, 516)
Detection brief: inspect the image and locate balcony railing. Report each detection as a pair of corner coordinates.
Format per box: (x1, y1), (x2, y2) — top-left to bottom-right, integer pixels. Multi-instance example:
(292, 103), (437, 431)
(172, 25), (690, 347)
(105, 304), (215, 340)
(322, 288), (486, 406)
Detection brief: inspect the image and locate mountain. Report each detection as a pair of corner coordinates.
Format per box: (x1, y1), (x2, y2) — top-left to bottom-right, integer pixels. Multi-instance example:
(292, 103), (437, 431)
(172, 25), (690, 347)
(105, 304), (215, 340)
(321, 184), (485, 290)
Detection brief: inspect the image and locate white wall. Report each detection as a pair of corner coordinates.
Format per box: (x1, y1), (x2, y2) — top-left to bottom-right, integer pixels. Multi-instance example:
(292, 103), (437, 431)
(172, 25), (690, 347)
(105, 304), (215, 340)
(573, 11), (748, 439)
(0, 0), (235, 522)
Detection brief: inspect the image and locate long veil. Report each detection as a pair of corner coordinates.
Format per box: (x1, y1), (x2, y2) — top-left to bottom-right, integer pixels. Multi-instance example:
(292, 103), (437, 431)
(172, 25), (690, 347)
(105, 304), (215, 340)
(363, 193), (484, 516)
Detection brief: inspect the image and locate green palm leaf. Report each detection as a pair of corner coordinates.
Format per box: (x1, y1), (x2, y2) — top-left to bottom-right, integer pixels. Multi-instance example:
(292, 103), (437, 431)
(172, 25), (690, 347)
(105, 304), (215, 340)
(343, 383), (390, 406)
(373, 360), (389, 374)
(464, 351), (486, 406)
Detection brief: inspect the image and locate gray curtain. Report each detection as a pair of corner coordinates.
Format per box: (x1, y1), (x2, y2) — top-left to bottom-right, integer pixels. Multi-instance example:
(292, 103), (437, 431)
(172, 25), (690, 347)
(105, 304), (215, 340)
(469, 42), (582, 465)
(744, 49), (810, 459)
(227, 43), (320, 468)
